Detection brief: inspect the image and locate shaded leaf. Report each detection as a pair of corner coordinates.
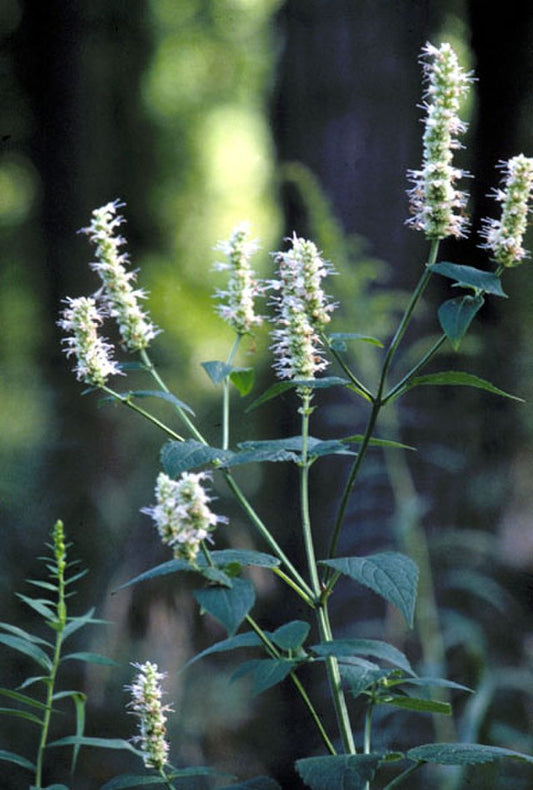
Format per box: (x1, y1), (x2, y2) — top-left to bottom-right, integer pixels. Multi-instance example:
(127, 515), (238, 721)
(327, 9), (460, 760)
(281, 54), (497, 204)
(246, 377), (349, 412)
(320, 552), (418, 628)
(0, 634), (52, 671)
(271, 621), (310, 651)
(210, 549), (280, 569)
(194, 578), (255, 636)
(407, 742), (533, 766)
(0, 749), (36, 772)
(102, 767), (223, 789)
(221, 777), (282, 789)
(438, 295), (484, 350)
(223, 447), (299, 466)
(202, 360), (235, 384)
(15, 594), (55, 621)
(0, 707), (43, 725)
(402, 371), (523, 402)
(62, 607), (109, 640)
(428, 262), (507, 297)
(48, 736), (142, 755)
(184, 631), (264, 670)
(62, 652), (118, 666)
(342, 435), (416, 451)
(328, 332), (384, 350)
(310, 639), (415, 676)
(231, 658), (295, 695)
(295, 754), (381, 790)
(116, 390), (195, 415)
(380, 695), (452, 715)
(340, 664), (393, 698)
(0, 687), (49, 710)
(387, 676), (472, 693)
(161, 439), (232, 476)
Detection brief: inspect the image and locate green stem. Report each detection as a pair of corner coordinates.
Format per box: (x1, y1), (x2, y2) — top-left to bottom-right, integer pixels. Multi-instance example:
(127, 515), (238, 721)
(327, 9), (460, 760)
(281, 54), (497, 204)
(158, 767), (176, 790)
(222, 336), (241, 450)
(35, 533), (68, 788)
(103, 385), (184, 441)
(382, 762), (423, 789)
(382, 334), (447, 405)
(327, 240), (440, 563)
(299, 390), (356, 754)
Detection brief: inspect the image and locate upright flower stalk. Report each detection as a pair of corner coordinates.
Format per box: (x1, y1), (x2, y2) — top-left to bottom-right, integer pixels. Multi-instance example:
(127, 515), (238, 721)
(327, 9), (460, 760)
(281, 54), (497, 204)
(58, 296), (121, 387)
(142, 471), (226, 563)
(213, 222), (263, 336)
(480, 154), (533, 269)
(126, 662), (172, 776)
(270, 234), (336, 381)
(81, 200), (159, 352)
(407, 42), (473, 240)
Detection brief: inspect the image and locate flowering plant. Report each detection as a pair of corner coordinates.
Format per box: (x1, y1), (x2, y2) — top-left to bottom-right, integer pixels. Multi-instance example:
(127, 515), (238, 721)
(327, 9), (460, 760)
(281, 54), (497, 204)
(36, 40), (533, 788)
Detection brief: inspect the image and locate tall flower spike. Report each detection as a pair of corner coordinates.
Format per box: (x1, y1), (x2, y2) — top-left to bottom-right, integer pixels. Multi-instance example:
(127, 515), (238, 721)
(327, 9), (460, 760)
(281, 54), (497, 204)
(480, 154), (533, 268)
(213, 222), (263, 335)
(57, 296), (122, 387)
(142, 471), (226, 563)
(81, 200), (159, 352)
(126, 661), (171, 772)
(270, 234), (336, 381)
(407, 42), (474, 240)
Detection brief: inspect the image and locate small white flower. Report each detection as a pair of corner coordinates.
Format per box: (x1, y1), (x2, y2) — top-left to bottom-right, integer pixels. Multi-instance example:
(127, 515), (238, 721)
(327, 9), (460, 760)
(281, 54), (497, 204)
(270, 234), (336, 381)
(126, 661), (171, 771)
(81, 200), (159, 351)
(407, 42), (474, 239)
(142, 471), (226, 562)
(57, 296), (121, 387)
(213, 222), (263, 335)
(479, 154), (533, 268)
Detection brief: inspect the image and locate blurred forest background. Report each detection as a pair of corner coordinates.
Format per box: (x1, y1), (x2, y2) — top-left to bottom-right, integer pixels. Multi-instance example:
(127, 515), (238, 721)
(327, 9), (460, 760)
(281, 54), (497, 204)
(1, 1), (533, 788)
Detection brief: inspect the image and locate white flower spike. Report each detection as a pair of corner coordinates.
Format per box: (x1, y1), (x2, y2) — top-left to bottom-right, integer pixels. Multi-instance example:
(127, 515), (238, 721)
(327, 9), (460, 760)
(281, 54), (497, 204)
(213, 222), (263, 335)
(126, 661), (171, 772)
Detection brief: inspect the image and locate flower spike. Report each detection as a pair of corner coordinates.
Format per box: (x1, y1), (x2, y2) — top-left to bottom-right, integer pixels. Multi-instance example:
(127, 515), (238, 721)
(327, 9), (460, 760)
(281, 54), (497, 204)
(213, 222), (263, 335)
(126, 661), (171, 772)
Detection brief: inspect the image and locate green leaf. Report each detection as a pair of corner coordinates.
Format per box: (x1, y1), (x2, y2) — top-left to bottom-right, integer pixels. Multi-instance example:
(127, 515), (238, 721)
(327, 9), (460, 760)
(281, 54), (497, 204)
(202, 360), (235, 384)
(380, 694), (452, 715)
(342, 435), (416, 451)
(161, 439), (232, 476)
(295, 754), (381, 790)
(438, 294), (484, 350)
(62, 652), (118, 666)
(102, 767), (224, 789)
(402, 371), (523, 402)
(116, 390), (195, 415)
(0, 749), (36, 772)
(328, 332), (384, 351)
(271, 621), (310, 651)
(428, 262), (507, 297)
(320, 552), (419, 628)
(386, 676), (472, 693)
(407, 742), (533, 766)
(62, 607), (109, 640)
(48, 736), (143, 755)
(340, 663), (393, 698)
(221, 777), (282, 789)
(224, 446), (299, 466)
(52, 690), (86, 772)
(184, 631), (265, 669)
(230, 367), (255, 396)
(15, 594), (56, 621)
(0, 706), (43, 725)
(310, 639), (415, 676)
(237, 436), (355, 460)
(246, 377), (349, 412)
(209, 549), (280, 569)
(231, 658), (295, 695)
(0, 634), (52, 670)
(194, 578), (255, 636)
(0, 687), (49, 710)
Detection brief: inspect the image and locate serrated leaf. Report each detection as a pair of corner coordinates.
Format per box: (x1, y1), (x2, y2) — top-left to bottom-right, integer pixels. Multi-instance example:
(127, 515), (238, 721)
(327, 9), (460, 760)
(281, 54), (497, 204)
(428, 262), (507, 297)
(62, 652), (118, 666)
(438, 294), (484, 350)
(184, 631), (264, 670)
(0, 634), (52, 670)
(271, 621), (310, 651)
(295, 754), (381, 790)
(161, 439), (232, 476)
(221, 777), (282, 789)
(209, 549), (280, 569)
(232, 658), (295, 695)
(328, 332), (384, 351)
(246, 377), (349, 412)
(0, 749), (36, 771)
(223, 446), (299, 466)
(402, 371), (523, 402)
(230, 368), (255, 396)
(407, 742), (533, 766)
(311, 639), (415, 676)
(194, 578), (255, 636)
(340, 664), (393, 698)
(237, 436), (355, 460)
(320, 552), (418, 628)
(380, 694), (451, 715)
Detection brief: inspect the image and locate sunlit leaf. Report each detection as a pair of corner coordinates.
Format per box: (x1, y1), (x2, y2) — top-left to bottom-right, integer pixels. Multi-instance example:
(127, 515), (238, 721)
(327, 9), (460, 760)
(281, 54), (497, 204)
(194, 578), (255, 636)
(230, 367), (255, 396)
(380, 695), (451, 715)
(320, 552), (418, 628)
(328, 332), (384, 351)
(295, 754), (381, 790)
